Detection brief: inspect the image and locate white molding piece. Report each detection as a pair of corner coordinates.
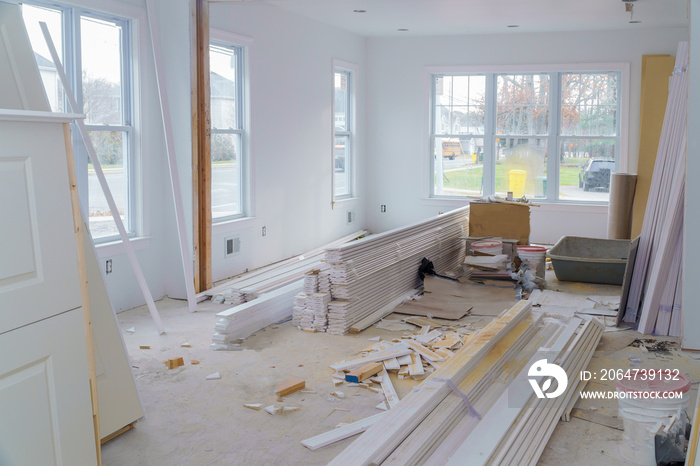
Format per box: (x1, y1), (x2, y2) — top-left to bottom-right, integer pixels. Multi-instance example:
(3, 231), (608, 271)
(40, 22), (165, 334)
(145, 0), (197, 313)
(330, 343), (412, 372)
(301, 412), (386, 451)
(0, 109), (84, 123)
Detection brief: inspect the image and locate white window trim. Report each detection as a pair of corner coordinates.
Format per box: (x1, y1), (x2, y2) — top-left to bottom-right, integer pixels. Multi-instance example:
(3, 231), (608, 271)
(423, 62), (630, 205)
(22, 0), (146, 245)
(210, 28), (253, 224)
(332, 58), (358, 203)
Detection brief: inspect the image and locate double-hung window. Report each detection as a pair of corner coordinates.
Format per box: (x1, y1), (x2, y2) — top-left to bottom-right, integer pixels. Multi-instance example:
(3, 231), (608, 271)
(430, 68), (622, 203)
(21, 2), (135, 241)
(210, 42), (246, 221)
(333, 65), (354, 199)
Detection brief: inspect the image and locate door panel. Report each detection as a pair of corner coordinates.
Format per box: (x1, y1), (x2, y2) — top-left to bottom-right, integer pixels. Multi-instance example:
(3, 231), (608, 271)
(0, 121), (81, 335)
(0, 309), (97, 465)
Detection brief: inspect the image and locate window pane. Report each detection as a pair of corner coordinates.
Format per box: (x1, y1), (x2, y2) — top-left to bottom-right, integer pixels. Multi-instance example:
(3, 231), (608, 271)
(334, 72), (349, 132)
(210, 44), (239, 130)
(433, 136), (484, 196)
(334, 135), (350, 197)
(496, 74), (549, 135)
(559, 138), (615, 202)
(494, 137), (547, 199)
(212, 133), (242, 219)
(434, 75), (486, 135)
(21, 4), (65, 112)
(88, 130), (127, 238)
(560, 73), (618, 136)
(81, 16), (124, 125)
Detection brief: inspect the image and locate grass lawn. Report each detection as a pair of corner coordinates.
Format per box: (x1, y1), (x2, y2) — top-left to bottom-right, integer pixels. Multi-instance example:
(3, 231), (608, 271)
(439, 164), (583, 194)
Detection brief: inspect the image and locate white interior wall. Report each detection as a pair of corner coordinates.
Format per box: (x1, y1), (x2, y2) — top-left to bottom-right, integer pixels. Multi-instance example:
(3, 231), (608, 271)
(206, 3), (367, 285)
(364, 28), (688, 244)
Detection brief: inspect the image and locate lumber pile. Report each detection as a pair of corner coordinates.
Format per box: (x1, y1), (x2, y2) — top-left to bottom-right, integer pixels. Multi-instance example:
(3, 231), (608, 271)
(326, 301), (604, 465)
(201, 230), (366, 303)
(322, 207), (469, 334)
(211, 281), (303, 349)
(622, 42), (687, 336)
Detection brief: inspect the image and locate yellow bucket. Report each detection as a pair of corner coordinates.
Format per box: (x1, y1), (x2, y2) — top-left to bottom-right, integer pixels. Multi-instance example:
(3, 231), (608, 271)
(509, 170), (527, 198)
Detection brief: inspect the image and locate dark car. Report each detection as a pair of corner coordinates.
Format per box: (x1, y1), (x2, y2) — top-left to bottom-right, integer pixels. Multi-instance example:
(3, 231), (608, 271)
(579, 158), (614, 191)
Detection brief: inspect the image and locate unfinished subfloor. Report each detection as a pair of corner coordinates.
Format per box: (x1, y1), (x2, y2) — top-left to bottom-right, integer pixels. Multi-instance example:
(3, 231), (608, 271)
(101, 274), (700, 465)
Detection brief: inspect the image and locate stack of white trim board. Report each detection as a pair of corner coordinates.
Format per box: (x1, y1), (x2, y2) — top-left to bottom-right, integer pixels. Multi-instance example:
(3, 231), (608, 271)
(622, 41), (688, 336)
(323, 206), (469, 334)
(299, 300), (603, 465)
(210, 231), (366, 349)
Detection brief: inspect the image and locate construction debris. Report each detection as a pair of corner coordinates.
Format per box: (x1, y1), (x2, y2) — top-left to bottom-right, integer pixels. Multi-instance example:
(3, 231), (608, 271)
(205, 372), (221, 380)
(243, 403), (264, 410)
(275, 377), (305, 397)
(165, 357), (184, 370)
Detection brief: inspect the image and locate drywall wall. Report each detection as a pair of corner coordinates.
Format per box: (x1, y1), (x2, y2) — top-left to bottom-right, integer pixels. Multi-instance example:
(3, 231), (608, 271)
(683, 0), (699, 349)
(205, 3), (367, 286)
(364, 27), (688, 244)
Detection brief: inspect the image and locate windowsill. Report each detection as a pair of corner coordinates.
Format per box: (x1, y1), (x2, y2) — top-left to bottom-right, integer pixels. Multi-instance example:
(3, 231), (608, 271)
(333, 196), (360, 206)
(96, 236), (152, 259)
(421, 197), (609, 213)
(212, 216), (257, 234)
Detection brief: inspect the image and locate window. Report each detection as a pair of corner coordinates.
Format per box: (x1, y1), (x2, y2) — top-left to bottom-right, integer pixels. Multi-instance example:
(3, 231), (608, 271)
(21, 2), (135, 241)
(210, 42), (246, 221)
(430, 68), (622, 203)
(334, 66), (354, 199)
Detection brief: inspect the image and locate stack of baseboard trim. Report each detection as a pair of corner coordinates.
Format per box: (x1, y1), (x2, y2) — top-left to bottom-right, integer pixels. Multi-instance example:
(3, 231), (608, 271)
(211, 280), (303, 348)
(624, 42), (687, 336)
(200, 230), (367, 302)
(327, 300), (603, 466)
(324, 207), (468, 334)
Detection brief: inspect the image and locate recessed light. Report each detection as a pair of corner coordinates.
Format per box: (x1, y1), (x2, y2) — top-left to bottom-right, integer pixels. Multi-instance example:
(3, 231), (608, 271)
(629, 20), (642, 23)
(353, 9), (366, 13)
(507, 24), (519, 28)
(398, 28), (409, 32)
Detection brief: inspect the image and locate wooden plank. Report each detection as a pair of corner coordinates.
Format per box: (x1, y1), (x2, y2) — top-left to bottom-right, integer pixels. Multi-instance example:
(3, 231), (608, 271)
(330, 344), (412, 372)
(405, 340), (444, 362)
(383, 358), (400, 371)
(408, 353), (425, 376)
(100, 423), (135, 445)
(276, 377), (305, 397)
(346, 362), (383, 383)
(63, 123), (102, 466)
(379, 368), (400, 408)
(301, 413), (386, 450)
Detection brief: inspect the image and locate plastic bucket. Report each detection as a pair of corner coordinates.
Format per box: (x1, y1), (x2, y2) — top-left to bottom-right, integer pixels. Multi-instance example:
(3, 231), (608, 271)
(471, 239), (503, 256)
(517, 245), (546, 278)
(508, 169), (527, 198)
(616, 370), (691, 465)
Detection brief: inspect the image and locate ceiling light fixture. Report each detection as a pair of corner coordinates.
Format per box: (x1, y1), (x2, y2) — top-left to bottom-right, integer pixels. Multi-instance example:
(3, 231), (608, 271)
(398, 28), (409, 32)
(507, 24), (519, 28)
(353, 9), (366, 13)
(622, 0), (640, 23)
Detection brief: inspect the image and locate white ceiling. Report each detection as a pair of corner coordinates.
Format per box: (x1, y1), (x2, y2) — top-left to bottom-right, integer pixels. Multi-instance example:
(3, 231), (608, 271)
(226, 0), (689, 37)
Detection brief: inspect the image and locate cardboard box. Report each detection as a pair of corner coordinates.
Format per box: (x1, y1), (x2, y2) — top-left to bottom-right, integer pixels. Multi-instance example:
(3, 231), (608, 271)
(468, 203), (530, 245)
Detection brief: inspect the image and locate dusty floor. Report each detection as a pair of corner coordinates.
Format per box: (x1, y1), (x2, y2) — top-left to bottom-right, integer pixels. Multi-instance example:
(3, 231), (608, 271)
(101, 275), (700, 466)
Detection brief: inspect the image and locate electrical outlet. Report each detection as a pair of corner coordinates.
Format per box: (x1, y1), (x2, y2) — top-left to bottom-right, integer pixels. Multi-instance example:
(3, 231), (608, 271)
(262, 226), (266, 237)
(347, 210), (355, 225)
(381, 205), (387, 213)
(106, 259), (112, 274)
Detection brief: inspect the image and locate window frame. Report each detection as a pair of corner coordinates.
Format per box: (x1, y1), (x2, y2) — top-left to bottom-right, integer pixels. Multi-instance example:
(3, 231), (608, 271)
(332, 59), (358, 201)
(426, 63), (629, 205)
(21, 0), (137, 243)
(209, 29), (251, 224)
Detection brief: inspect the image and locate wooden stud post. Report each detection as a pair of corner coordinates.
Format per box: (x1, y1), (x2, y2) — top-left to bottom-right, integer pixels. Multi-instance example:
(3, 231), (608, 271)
(195, 0), (212, 292)
(63, 123), (102, 465)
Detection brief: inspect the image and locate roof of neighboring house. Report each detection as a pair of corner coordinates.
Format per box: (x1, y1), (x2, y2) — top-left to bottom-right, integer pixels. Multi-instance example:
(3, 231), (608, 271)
(210, 71), (235, 99)
(34, 51), (54, 69)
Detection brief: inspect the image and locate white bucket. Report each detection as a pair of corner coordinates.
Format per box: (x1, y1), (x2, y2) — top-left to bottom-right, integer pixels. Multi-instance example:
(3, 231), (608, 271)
(471, 239), (503, 256)
(616, 370), (691, 465)
(517, 245), (547, 279)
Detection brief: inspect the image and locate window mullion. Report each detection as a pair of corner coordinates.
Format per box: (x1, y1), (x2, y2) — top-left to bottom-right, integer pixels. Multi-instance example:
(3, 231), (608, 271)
(548, 72), (560, 201)
(483, 73), (496, 196)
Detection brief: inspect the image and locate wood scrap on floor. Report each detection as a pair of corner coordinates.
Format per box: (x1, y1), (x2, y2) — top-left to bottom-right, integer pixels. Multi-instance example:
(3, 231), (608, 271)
(276, 377), (305, 397)
(165, 357), (184, 370)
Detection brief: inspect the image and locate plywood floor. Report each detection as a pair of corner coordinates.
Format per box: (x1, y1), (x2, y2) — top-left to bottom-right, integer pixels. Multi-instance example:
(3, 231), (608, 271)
(101, 274), (700, 465)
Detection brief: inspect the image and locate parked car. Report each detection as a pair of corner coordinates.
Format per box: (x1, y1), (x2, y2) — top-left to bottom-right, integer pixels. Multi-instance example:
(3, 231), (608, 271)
(579, 158), (614, 191)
